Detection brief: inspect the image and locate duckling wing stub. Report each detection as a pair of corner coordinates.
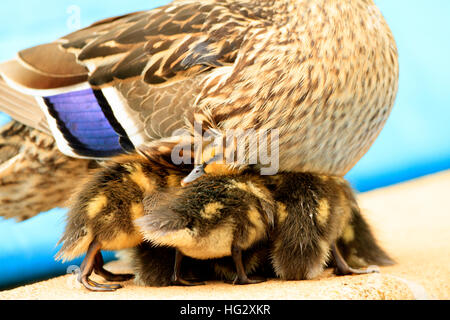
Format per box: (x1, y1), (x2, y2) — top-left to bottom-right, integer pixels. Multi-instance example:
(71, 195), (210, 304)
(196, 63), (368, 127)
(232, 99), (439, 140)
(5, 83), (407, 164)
(138, 197), (188, 241)
(336, 208), (395, 268)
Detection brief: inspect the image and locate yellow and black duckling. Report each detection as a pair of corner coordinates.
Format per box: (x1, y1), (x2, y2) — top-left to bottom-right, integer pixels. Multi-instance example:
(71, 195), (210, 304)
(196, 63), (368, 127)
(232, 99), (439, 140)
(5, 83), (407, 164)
(56, 146), (192, 292)
(137, 171), (393, 285)
(137, 172), (276, 285)
(265, 172), (394, 280)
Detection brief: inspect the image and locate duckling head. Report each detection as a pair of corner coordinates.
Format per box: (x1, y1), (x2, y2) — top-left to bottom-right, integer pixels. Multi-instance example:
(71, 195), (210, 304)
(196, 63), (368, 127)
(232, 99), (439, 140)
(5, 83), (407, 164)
(181, 164), (206, 187)
(181, 139), (238, 186)
(181, 161), (242, 186)
(182, 123), (267, 186)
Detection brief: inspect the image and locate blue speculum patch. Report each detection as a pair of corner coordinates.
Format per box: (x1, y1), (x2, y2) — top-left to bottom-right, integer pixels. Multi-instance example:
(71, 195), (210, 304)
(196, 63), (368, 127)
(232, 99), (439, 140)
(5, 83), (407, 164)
(43, 88), (125, 157)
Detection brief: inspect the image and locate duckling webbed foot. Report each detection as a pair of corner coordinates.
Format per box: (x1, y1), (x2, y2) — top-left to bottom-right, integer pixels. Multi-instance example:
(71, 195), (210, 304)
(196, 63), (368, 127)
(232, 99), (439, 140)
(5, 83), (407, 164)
(226, 276), (266, 285)
(78, 240), (132, 292)
(171, 249), (206, 287)
(93, 250), (135, 282)
(171, 277), (205, 287)
(80, 277), (123, 292)
(230, 245), (266, 285)
(331, 243), (380, 276)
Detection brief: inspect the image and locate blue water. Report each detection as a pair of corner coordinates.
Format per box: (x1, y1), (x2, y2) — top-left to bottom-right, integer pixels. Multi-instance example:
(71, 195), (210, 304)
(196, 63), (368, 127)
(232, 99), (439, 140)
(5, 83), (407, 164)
(0, 0), (449, 289)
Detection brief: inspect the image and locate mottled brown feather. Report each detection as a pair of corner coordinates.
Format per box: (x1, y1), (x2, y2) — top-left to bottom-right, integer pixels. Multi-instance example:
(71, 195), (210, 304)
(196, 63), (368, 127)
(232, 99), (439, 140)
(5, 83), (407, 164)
(1, 0), (399, 179)
(0, 121), (95, 221)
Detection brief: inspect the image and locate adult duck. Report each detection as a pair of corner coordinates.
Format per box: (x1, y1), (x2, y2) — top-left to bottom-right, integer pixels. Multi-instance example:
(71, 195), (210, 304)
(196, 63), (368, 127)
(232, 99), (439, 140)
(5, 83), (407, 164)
(0, 0), (398, 177)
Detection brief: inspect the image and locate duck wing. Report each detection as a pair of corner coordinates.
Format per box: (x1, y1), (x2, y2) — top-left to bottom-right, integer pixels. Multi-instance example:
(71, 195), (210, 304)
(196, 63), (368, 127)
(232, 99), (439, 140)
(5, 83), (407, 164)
(0, 2), (264, 159)
(0, 121), (96, 221)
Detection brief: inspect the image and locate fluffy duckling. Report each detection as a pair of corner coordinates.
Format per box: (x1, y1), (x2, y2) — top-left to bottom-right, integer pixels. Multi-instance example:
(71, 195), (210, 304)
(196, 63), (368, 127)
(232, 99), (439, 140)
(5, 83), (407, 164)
(265, 172), (393, 280)
(56, 146), (192, 292)
(137, 173), (276, 285)
(137, 171), (393, 284)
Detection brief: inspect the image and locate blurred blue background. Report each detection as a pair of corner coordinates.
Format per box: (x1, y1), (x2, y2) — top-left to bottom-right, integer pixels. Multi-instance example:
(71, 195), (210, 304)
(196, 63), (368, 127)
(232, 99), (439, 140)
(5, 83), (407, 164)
(0, 0), (449, 290)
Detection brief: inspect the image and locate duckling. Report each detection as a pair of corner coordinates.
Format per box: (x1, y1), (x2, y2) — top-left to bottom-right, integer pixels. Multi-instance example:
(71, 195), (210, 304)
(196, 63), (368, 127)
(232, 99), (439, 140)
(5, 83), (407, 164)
(0, 0), (399, 196)
(136, 173), (277, 285)
(137, 171), (393, 284)
(265, 172), (393, 280)
(56, 146), (192, 292)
